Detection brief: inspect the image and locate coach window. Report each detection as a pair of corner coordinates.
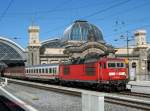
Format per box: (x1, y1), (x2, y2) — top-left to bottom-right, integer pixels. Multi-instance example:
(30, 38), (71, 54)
(31, 69), (33, 73)
(46, 68), (48, 73)
(39, 69), (41, 73)
(36, 69), (38, 73)
(54, 68), (56, 74)
(53, 68), (55, 74)
(42, 69), (44, 73)
(34, 69), (36, 73)
(49, 68), (52, 74)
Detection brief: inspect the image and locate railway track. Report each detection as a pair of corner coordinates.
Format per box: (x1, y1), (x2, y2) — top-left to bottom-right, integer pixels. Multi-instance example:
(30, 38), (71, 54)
(7, 78), (150, 111)
(119, 91), (150, 98)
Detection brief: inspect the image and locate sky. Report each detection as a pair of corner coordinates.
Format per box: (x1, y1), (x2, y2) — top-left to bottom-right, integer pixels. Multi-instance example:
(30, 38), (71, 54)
(0, 0), (150, 48)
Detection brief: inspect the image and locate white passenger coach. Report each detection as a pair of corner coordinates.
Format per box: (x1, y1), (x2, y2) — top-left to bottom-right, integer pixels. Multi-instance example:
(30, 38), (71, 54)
(25, 64), (59, 80)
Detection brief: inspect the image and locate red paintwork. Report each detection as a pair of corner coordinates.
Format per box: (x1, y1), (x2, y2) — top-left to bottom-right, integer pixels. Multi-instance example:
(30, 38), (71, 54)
(59, 57), (128, 83)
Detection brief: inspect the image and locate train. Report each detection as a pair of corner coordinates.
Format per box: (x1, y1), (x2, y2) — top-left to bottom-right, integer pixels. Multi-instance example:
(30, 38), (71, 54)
(2, 57), (128, 91)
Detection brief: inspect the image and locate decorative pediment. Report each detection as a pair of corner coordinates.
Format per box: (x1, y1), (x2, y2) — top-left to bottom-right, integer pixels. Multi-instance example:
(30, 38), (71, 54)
(64, 41), (114, 59)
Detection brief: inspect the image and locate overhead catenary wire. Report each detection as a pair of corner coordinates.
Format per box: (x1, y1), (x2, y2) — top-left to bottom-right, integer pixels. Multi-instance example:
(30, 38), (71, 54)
(91, 0), (150, 21)
(81, 0), (130, 19)
(0, 0), (14, 23)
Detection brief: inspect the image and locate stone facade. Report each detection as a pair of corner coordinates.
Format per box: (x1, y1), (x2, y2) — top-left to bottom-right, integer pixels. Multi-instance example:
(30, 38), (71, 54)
(28, 26), (41, 65)
(115, 29), (149, 81)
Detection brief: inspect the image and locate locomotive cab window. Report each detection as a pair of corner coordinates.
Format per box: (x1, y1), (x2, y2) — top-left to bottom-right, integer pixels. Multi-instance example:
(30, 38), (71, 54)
(108, 62), (125, 68)
(117, 62), (124, 68)
(108, 63), (116, 68)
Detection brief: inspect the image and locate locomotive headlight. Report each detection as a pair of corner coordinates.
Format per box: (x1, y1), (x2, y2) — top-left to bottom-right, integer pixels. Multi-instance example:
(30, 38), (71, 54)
(119, 72), (126, 76)
(109, 72), (115, 76)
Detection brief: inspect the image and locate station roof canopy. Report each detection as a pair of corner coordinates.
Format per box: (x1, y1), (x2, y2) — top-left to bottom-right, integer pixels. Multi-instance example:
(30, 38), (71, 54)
(0, 37), (26, 66)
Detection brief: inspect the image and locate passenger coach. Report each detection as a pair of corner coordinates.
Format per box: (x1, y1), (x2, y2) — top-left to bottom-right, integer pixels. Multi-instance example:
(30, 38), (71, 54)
(25, 64), (59, 81)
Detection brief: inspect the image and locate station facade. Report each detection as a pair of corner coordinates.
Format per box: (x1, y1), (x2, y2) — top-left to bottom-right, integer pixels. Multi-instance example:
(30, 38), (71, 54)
(27, 20), (115, 66)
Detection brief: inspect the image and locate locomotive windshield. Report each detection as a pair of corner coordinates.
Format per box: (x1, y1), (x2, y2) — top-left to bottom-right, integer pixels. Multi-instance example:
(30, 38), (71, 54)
(108, 62), (125, 68)
(108, 63), (116, 68)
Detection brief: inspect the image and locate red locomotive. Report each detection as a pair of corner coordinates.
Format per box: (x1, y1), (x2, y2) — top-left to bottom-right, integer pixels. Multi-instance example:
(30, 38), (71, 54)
(59, 57), (128, 91)
(2, 57), (128, 91)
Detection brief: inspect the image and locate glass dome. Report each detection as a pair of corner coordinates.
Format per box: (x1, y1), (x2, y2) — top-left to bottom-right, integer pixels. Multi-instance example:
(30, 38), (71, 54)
(63, 20), (104, 42)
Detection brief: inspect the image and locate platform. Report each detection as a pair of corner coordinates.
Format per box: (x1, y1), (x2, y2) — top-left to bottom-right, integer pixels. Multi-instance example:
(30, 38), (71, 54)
(127, 81), (150, 94)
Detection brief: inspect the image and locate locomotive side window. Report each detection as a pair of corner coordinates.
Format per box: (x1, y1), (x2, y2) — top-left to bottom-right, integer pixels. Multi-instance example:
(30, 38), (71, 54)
(85, 63), (95, 76)
(64, 66), (69, 75)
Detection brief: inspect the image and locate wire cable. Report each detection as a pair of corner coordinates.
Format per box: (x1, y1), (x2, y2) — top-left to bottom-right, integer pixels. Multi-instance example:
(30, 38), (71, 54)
(82, 0), (130, 19)
(0, 0), (14, 23)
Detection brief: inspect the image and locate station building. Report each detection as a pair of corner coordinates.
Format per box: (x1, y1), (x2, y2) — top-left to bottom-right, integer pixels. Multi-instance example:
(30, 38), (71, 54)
(27, 20), (150, 81)
(27, 20), (115, 66)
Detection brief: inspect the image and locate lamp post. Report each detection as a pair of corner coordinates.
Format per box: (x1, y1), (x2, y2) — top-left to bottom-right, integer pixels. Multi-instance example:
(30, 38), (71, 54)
(114, 31), (134, 81)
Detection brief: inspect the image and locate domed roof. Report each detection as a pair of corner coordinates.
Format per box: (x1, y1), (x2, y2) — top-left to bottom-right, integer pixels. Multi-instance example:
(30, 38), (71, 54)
(63, 20), (104, 42)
